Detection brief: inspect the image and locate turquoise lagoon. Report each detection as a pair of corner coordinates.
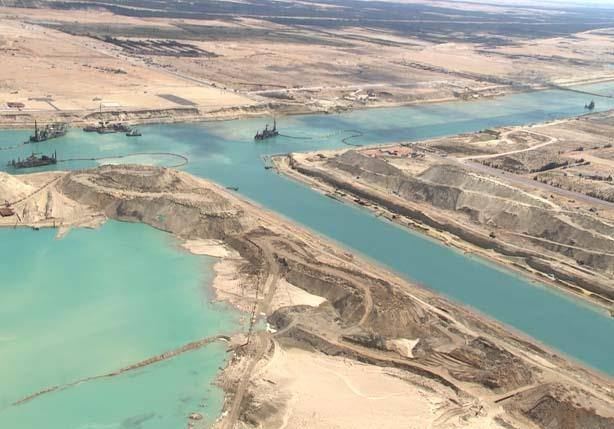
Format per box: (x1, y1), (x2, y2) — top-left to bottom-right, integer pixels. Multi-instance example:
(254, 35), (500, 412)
(1, 83), (614, 427)
(0, 221), (238, 428)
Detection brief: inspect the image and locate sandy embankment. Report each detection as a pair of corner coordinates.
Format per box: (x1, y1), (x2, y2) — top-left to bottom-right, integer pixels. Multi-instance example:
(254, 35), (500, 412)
(182, 239), (239, 258)
(272, 140), (614, 312)
(182, 239), (257, 314)
(182, 238), (328, 315)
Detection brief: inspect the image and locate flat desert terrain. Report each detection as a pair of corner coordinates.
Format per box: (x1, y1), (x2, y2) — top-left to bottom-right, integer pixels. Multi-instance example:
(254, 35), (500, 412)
(0, 0), (613, 125)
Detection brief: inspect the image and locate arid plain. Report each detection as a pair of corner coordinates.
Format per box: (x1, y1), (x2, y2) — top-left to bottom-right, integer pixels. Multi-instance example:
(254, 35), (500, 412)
(0, 0), (613, 126)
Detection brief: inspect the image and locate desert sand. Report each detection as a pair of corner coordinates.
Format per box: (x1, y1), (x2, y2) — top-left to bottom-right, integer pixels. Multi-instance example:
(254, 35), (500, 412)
(0, 3), (613, 126)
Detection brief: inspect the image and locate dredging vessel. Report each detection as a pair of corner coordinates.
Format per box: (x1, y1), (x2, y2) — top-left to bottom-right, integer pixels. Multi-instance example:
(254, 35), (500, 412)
(7, 151), (57, 169)
(27, 121), (68, 143)
(83, 121), (132, 134)
(254, 119), (279, 141)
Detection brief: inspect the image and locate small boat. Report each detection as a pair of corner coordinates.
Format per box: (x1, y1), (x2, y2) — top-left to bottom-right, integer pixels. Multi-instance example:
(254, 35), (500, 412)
(126, 129), (142, 137)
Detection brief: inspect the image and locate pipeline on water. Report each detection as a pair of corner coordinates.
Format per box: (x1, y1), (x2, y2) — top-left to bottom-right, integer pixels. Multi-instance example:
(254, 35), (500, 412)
(0, 143), (25, 151)
(10, 335), (229, 407)
(278, 129), (363, 146)
(341, 129), (363, 147)
(278, 134), (312, 140)
(58, 152), (189, 169)
(277, 131), (342, 140)
(549, 84), (613, 99)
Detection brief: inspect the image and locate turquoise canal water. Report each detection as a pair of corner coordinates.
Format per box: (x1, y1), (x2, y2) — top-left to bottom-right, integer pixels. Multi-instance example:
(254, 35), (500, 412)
(1, 83), (614, 427)
(0, 221), (238, 428)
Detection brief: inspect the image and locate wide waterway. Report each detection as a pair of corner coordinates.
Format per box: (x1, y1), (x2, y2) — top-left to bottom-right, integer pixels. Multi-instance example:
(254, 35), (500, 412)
(1, 83), (614, 427)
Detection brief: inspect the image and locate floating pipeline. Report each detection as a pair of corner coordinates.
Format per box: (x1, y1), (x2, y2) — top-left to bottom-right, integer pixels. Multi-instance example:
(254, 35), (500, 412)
(10, 335), (230, 408)
(341, 129), (363, 147)
(58, 152), (189, 169)
(0, 143), (25, 151)
(278, 129), (362, 145)
(278, 134), (312, 140)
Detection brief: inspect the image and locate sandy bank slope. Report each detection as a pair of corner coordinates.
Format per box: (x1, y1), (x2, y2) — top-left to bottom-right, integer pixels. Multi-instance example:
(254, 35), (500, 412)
(0, 171), (101, 229)
(274, 125), (614, 310)
(2, 165), (613, 429)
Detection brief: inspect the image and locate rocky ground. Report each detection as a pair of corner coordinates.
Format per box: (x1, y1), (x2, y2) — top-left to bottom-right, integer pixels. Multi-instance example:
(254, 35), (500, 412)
(1, 164), (613, 428)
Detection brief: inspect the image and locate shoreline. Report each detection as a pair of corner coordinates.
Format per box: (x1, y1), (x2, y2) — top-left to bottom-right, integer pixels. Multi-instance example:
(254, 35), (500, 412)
(1, 75), (613, 131)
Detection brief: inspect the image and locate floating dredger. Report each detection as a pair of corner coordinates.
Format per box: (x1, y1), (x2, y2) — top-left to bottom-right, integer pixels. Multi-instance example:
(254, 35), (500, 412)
(27, 121), (68, 143)
(7, 151), (57, 169)
(254, 119), (279, 141)
(84, 121), (132, 134)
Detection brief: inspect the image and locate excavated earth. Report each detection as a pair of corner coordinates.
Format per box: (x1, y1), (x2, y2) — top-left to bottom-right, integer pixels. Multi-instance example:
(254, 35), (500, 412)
(277, 140), (614, 309)
(2, 165), (613, 428)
